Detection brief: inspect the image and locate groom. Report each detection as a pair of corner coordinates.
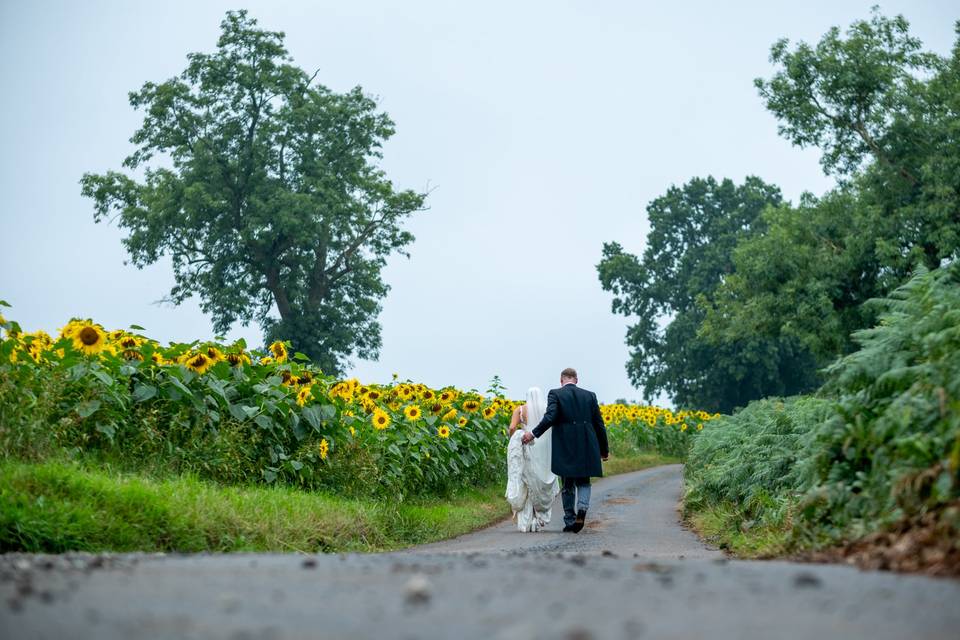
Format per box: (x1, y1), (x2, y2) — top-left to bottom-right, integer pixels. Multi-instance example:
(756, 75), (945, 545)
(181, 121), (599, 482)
(522, 368), (609, 532)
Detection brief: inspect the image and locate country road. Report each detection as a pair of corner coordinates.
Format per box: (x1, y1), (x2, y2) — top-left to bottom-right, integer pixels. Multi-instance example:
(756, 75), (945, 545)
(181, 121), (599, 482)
(2, 465), (959, 639)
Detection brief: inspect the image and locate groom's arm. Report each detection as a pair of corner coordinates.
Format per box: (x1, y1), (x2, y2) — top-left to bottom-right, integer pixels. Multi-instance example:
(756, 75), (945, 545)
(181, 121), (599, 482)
(590, 392), (609, 459)
(531, 389), (559, 438)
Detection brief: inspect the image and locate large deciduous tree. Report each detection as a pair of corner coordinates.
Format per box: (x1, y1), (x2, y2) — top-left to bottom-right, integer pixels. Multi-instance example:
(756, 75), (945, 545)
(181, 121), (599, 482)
(81, 11), (426, 374)
(705, 13), (960, 366)
(597, 177), (818, 413)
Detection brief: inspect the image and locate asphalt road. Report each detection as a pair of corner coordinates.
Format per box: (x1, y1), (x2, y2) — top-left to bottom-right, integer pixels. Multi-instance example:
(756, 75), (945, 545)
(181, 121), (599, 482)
(2, 465), (959, 640)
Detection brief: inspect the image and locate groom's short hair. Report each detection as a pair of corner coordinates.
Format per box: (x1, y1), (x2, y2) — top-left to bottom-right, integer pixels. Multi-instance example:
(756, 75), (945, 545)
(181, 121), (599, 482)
(560, 367), (578, 380)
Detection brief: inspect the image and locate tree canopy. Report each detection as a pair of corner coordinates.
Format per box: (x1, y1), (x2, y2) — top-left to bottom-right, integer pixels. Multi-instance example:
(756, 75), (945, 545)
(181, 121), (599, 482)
(600, 10), (960, 411)
(597, 177), (818, 413)
(81, 11), (426, 374)
(704, 12), (960, 366)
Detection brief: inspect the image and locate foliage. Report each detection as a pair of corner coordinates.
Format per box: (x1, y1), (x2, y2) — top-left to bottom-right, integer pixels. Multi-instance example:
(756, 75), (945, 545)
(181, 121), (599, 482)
(706, 14), (960, 366)
(685, 265), (960, 551)
(801, 264), (960, 541)
(79, 10), (426, 373)
(684, 396), (830, 533)
(598, 176), (817, 413)
(0, 306), (711, 502)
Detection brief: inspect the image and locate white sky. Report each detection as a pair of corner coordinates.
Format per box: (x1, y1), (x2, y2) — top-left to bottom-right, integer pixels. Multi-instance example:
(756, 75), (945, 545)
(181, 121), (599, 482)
(1, 1), (956, 403)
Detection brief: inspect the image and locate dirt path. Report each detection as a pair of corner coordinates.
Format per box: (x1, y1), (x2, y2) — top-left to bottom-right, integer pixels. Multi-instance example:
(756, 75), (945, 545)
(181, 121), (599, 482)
(2, 466), (959, 640)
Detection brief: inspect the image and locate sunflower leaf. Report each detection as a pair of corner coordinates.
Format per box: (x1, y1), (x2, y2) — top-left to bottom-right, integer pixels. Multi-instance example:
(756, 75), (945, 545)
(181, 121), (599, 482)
(133, 384), (157, 402)
(76, 400), (101, 418)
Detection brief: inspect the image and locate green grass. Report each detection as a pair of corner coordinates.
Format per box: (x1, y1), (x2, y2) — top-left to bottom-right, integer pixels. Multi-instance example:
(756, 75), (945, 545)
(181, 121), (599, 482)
(1, 453), (674, 554)
(685, 501), (793, 558)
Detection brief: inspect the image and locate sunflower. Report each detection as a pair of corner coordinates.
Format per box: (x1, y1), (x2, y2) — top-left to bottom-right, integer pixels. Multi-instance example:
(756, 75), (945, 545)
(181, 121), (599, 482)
(442, 408), (457, 422)
(439, 390), (455, 404)
(318, 438), (329, 460)
(71, 322), (108, 356)
(482, 406), (496, 419)
(697, 423), (704, 431)
(297, 384), (313, 407)
(458, 416), (468, 427)
(462, 399), (481, 412)
(226, 352), (251, 367)
(437, 425), (451, 439)
(404, 405), (422, 421)
(420, 389), (435, 401)
(183, 352), (213, 374)
(282, 372), (300, 387)
(366, 389), (382, 402)
(372, 408), (391, 430)
(260, 356), (274, 365)
(429, 402), (444, 415)
(349, 426), (356, 437)
(268, 341), (288, 363)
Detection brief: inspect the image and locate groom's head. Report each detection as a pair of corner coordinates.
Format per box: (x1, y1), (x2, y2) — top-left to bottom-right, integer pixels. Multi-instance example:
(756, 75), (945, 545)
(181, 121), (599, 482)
(560, 368), (578, 385)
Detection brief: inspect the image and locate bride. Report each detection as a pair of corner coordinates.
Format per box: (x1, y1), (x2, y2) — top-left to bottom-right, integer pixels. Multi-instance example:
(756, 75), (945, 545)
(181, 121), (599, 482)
(505, 387), (559, 531)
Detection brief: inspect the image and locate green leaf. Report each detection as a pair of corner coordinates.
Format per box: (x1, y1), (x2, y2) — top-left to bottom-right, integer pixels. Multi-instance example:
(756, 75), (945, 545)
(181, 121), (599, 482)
(132, 384), (158, 402)
(90, 369), (114, 386)
(293, 352), (310, 361)
(262, 468), (278, 483)
(129, 324), (146, 330)
(254, 415), (274, 430)
(301, 405), (323, 431)
(95, 422), (116, 440)
(76, 400), (101, 418)
(0, 300), (10, 307)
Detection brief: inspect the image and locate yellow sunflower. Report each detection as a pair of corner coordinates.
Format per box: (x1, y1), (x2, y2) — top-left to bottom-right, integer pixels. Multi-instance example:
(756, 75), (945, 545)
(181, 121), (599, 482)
(404, 405), (422, 421)
(442, 408), (457, 422)
(71, 322), (108, 356)
(458, 416), (468, 427)
(437, 425), (451, 439)
(268, 341), (288, 363)
(372, 408), (391, 430)
(297, 384), (313, 407)
(318, 438), (329, 460)
(226, 352), (251, 367)
(462, 399), (481, 412)
(260, 356), (274, 365)
(183, 352), (213, 374)
(482, 406), (496, 419)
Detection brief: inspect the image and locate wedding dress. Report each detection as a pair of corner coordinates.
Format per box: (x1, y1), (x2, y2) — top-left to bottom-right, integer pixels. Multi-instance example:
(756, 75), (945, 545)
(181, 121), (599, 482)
(505, 387), (559, 531)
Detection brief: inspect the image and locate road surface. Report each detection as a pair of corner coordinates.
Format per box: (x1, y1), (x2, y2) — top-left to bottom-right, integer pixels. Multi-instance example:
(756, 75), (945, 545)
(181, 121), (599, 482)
(2, 465), (959, 639)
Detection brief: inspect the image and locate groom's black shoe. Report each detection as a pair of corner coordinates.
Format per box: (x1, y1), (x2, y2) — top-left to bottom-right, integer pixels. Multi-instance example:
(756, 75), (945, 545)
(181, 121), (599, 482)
(571, 509), (587, 533)
(563, 523), (576, 532)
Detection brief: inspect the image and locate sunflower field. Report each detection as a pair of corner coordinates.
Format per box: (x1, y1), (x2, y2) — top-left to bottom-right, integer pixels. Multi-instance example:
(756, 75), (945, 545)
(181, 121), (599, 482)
(0, 303), (717, 499)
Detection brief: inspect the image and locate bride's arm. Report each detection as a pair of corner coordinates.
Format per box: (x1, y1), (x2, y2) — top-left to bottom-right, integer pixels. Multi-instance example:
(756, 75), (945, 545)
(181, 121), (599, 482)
(508, 406), (522, 437)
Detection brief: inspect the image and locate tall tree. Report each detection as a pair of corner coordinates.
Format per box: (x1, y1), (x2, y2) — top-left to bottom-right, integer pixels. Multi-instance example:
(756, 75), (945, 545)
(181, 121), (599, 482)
(81, 11), (426, 374)
(597, 177), (818, 413)
(706, 13), (960, 365)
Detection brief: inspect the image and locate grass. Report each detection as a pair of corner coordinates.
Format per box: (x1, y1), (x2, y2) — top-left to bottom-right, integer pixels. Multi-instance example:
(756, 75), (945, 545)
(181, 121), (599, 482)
(1, 452), (674, 554)
(684, 501), (793, 558)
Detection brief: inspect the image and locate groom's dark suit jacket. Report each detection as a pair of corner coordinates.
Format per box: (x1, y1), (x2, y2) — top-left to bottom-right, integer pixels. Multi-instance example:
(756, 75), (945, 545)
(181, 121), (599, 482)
(531, 383), (609, 478)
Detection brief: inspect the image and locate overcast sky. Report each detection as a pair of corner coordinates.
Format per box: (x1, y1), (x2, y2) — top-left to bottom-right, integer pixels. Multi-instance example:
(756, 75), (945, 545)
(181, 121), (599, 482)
(1, 1), (956, 404)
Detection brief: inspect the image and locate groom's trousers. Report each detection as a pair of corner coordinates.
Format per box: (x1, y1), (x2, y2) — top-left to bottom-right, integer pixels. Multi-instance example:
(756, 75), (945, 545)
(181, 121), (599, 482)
(561, 477), (591, 526)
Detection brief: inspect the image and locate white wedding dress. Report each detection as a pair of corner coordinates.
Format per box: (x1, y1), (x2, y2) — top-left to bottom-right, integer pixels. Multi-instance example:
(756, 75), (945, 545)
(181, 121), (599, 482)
(505, 387), (559, 532)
